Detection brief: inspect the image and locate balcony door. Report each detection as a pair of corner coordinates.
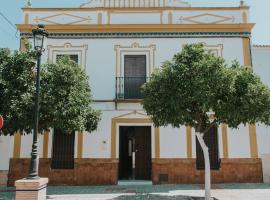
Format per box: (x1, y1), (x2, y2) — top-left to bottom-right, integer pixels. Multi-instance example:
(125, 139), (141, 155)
(124, 55), (146, 99)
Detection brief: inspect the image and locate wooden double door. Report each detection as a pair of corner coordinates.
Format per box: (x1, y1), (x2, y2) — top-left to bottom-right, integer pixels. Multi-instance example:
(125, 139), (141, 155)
(119, 126), (152, 180)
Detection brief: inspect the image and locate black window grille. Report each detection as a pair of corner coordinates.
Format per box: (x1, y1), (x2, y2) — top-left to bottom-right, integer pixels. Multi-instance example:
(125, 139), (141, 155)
(196, 125), (220, 170)
(51, 129), (75, 169)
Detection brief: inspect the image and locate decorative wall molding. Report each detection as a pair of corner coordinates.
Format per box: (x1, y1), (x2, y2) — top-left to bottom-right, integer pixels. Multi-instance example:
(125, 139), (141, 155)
(114, 42), (156, 96)
(179, 13), (234, 24)
(114, 42), (156, 78)
(17, 24), (255, 34)
(111, 111), (160, 159)
(204, 44), (224, 57)
(47, 42), (88, 69)
(181, 43), (223, 57)
(253, 45), (270, 48)
(34, 13), (92, 25)
(21, 32), (252, 39)
(106, 10), (163, 24)
(242, 11), (248, 23)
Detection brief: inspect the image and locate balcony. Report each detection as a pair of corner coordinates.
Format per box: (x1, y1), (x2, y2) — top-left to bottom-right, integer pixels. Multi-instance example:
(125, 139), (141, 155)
(116, 77), (149, 100)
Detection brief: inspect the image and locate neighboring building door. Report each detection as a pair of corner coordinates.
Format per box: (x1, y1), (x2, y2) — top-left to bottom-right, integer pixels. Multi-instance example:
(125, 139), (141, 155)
(124, 55), (146, 99)
(196, 126), (220, 170)
(119, 126), (151, 180)
(51, 129), (75, 169)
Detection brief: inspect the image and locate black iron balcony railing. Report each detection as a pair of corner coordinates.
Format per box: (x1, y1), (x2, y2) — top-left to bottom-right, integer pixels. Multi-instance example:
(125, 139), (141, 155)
(116, 77), (149, 99)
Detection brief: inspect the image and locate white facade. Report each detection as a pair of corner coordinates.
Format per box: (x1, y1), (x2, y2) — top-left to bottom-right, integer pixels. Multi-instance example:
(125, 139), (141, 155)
(0, 0), (269, 185)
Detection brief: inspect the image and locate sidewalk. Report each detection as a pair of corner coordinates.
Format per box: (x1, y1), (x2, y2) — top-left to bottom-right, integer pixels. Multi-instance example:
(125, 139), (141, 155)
(1, 183), (270, 200)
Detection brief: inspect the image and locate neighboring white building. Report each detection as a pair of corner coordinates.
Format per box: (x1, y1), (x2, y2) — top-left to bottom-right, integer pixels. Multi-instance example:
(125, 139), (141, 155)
(0, 0), (270, 186)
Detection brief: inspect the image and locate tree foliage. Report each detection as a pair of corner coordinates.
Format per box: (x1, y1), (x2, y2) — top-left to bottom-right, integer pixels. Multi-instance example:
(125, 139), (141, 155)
(142, 43), (270, 132)
(0, 48), (36, 134)
(39, 56), (100, 133)
(0, 49), (100, 135)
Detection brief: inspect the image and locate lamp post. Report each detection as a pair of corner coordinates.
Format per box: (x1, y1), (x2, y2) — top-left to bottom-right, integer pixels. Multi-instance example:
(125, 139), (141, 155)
(27, 24), (48, 179)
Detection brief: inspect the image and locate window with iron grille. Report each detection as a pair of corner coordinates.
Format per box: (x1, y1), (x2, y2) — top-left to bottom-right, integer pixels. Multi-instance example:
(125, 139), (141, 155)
(51, 129), (75, 169)
(196, 125), (220, 170)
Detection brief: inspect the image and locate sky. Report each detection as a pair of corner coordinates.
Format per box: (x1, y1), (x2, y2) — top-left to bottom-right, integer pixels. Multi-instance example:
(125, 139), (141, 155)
(0, 0), (269, 49)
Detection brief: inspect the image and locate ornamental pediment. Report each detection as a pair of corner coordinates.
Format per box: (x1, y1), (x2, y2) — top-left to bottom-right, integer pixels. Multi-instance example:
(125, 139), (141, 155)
(80, 0), (191, 8)
(113, 111), (149, 119)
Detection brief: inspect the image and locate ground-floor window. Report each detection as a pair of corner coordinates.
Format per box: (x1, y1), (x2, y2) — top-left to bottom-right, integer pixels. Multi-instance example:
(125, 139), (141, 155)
(196, 126), (220, 170)
(51, 129), (75, 169)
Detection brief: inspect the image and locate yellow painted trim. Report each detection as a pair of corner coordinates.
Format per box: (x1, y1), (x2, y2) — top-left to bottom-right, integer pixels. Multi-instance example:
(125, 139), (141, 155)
(160, 11), (163, 24)
(22, 7), (249, 12)
(107, 11), (111, 24)
(17, 23), (255, 33)
(180, 13), (234, 24)
(98, 13), (102, 24)
(114, 110), (147, 119)
(24, 13), (29, 24)
(114, 42), (156, 95)
(47, 42), (88, 69)
(34, 13), (92, 25)
(42, 130), (49, 158)
(221, 123), (229, 158)
(154, 127), (160, 159)
(242, 37), (259, 159)
(168, 12), (173, 24)
(20, 38), (27, 52)
(249, 124), (258, 158)
(186, 126), (192, 158)
(111, 119), (117, 159)
(13, 131), (21, 158)
(77, 130), (83, 158)
(242, 12), (248, 23)
(111, 117), (160, 159)
(242, 37), (251, 66)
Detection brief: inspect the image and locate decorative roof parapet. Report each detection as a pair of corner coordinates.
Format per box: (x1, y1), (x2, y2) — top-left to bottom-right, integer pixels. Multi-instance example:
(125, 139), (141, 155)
(80, 0), (191, 8)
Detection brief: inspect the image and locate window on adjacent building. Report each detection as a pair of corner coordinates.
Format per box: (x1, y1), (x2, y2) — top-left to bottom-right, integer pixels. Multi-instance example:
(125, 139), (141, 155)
(196, 125), (220, 170)
(56, 54), (79, 64)
(51, 129), (75, 169)
(123, 55), (146, 99)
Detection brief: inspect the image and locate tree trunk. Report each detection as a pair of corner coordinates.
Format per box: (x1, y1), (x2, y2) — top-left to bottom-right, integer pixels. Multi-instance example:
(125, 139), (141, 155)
(195, 132), (211, 200)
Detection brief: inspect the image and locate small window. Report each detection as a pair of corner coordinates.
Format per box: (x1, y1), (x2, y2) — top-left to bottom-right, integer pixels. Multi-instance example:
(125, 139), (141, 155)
(56, 54), (79, 64)
(196, 126), (220, 170)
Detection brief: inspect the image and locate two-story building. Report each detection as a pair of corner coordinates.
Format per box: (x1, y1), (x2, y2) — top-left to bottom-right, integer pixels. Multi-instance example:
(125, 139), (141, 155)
(1, 0), (270, 186)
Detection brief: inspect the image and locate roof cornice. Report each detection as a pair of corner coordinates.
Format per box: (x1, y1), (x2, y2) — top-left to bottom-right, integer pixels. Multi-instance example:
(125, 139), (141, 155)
(16, 23), (255, 34)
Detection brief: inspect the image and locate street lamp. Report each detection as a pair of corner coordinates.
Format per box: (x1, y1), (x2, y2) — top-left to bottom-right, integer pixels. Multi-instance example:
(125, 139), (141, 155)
(27, 24), (48, 179)
(206, 109), (215, 123)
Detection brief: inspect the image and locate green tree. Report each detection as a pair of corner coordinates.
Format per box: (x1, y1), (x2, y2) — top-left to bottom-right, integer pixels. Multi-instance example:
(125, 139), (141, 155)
(142, 43), (270, 200)
(0, 49), (100, 135)
(0, 48), (36, 134)
(39, 56), (100, 133)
